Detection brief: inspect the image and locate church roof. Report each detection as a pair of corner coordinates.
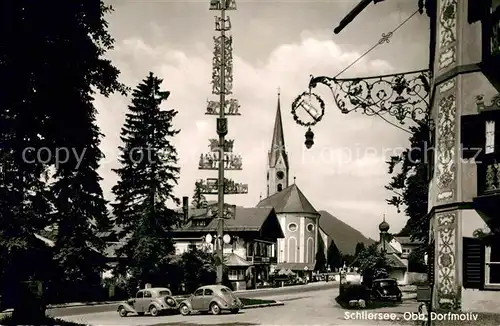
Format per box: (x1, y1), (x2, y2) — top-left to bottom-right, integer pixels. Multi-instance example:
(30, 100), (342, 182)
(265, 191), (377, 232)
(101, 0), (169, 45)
(268, 93), (288, 168)
(256, 184), (319, 215)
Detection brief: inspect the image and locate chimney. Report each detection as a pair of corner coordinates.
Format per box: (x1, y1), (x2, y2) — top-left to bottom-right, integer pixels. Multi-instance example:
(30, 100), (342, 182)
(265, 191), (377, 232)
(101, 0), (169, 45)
(182, 196), (189, 224)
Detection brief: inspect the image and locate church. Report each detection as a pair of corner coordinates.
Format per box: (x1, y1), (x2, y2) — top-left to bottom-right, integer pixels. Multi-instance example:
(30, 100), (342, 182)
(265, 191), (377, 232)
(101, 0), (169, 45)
(256, 92), (325, 275)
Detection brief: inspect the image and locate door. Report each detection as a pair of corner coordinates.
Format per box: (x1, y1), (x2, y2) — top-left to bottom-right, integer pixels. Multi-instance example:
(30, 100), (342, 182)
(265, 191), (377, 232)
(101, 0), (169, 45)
(202, 288), (214, 308)
(135, 291), (145, 313)
(142, 290), (153, 311)
(191, 288), (205, 310)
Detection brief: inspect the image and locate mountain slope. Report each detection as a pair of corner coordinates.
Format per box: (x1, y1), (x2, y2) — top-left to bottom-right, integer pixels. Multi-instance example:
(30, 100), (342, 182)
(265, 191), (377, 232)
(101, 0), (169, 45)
(318, 210), (376, 255)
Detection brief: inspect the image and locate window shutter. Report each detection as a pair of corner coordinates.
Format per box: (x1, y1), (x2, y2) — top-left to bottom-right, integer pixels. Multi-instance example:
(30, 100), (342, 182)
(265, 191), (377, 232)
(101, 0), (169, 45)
(495, 116), (500, 155)
(463, 237), (485, 289)
(461, 115), (485, 160)
(468, 0), (486, 23)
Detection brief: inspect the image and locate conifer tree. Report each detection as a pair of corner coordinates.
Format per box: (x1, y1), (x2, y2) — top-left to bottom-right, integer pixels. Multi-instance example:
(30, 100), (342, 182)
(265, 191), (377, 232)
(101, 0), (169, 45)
(112, 72), (181, 286)
(192, 181), (208, 209)
(1, 0), (126, 319)
(326, 240), (342, 270)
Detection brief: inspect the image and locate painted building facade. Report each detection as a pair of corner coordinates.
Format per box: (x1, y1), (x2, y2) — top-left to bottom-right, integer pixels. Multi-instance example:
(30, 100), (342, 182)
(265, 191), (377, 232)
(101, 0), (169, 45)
(426, 0), (500, 313)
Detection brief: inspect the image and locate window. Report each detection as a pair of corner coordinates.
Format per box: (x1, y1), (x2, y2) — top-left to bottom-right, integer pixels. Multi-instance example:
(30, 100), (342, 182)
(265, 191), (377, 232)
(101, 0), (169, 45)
(136, 291), (143, 298)
(204, 289), (214, 296)
(485, 244), (500, 286)
(403, 248), (411, 254)
(194, 289), (204, 296)
(288, 223), (297, 232)
(143, 291), (152, 298)
(307, 223), (314, 232)
(159, 290), (171, 296)
(486, 120), (496, 154)
(277, 184), (283, 192)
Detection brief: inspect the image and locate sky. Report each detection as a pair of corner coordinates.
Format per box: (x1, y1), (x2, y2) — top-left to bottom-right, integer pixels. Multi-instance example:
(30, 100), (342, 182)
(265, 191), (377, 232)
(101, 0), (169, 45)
(95, 0), (430, 240)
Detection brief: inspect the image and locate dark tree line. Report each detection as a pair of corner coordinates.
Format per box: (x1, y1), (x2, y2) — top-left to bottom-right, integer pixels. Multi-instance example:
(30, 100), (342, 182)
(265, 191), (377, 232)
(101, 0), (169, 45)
(1, 1), (127, 322)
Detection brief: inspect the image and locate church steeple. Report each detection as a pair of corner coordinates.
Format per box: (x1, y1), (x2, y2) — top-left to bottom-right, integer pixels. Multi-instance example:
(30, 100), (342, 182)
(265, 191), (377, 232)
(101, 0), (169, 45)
(267, 89), (289, 197)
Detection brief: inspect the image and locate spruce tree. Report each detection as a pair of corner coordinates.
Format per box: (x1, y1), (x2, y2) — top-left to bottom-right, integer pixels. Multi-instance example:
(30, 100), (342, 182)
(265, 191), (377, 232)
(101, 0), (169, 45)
(1, 1), (126, 318)
(112, 72), (181, 287)
(192, 181), (208, 209)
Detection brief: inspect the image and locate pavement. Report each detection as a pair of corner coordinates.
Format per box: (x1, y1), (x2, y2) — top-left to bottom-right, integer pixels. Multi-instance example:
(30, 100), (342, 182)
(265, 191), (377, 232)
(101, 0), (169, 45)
(58, 284), (419, 325)
(47, 282), (339, 317)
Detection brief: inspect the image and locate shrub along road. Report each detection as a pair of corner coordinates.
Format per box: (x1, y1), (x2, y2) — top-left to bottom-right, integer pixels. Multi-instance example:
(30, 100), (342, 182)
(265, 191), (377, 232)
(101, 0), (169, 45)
(48, 282), (339, 317)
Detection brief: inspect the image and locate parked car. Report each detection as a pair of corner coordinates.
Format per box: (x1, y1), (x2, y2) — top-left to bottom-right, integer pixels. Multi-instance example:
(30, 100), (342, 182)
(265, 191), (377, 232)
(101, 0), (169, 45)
(117, 287), (178, 317)
(370, 279), (402, 302)
(178, 285), (242, 316)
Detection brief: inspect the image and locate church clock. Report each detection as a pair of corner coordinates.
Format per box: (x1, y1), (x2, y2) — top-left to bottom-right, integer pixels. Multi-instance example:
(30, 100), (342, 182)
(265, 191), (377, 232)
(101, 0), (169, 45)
(276, 170), (285, 180)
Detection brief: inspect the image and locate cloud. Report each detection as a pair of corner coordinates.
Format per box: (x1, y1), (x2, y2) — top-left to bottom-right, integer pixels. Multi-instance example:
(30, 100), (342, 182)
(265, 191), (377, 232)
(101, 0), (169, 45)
(95, 28), (413, 239)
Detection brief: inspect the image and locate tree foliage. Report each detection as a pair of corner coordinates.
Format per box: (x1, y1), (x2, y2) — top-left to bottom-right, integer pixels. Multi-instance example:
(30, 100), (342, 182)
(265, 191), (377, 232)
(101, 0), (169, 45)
(179, 245), (216, 293)
(385, 117), (431, 244)
(191, 181), (208, 209)
(354, 242), (365, 257)
(1, 1), (126, 319)
(112, 72), (180, 286)
(314, 235), (326, 272)
(326, 240), (342, 270)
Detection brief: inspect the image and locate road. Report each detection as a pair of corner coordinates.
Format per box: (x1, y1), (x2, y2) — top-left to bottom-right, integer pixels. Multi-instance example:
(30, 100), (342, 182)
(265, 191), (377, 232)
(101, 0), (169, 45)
(57, 284), (419, 325)
(48, 282), (338, 317)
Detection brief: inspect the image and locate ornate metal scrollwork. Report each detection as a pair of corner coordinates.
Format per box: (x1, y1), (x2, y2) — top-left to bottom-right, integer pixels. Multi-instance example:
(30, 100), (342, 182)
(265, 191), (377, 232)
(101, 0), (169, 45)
(291, 91), (326, 127)
(197, 178), (248, 194)
(212, 35), (233, 95)
(206, 98), (240, 115)
(206, 203), (236, 219)
(301, 69), (431, 125)
(198, 152), (242, 170)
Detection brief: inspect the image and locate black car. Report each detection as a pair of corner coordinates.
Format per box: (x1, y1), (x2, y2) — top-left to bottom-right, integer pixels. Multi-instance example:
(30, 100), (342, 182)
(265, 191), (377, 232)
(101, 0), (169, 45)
(370, 279), (402, 302)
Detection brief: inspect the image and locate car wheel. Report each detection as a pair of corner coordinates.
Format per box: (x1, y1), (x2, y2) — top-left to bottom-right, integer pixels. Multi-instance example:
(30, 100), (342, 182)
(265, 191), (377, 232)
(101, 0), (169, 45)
(210, 302), (221, 315)
(179, 304), (190, 316)
(230, 308), (239, 314)
(149, 305), (159, 317)
(118, 306), (127, 317)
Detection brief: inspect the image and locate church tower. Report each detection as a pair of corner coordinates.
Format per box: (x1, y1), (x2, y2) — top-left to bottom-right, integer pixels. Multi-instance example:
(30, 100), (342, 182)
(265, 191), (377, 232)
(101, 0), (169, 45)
(267, 91), (289, 197)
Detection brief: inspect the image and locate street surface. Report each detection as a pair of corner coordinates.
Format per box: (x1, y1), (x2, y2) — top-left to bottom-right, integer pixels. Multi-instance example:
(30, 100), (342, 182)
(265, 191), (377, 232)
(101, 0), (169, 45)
(59, 284), (418, 325)
(48, 282), (338, 317)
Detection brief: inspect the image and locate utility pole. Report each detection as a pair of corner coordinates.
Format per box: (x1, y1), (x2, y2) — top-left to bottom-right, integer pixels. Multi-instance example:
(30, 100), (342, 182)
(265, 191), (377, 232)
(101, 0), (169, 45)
(198, 0), (247, 285)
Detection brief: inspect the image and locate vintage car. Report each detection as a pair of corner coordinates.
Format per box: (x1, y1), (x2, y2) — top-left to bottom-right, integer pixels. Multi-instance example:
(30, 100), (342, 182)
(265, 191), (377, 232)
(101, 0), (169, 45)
(178, 285), (242, 316)
(117, 287), (178, 317)
(370, 278), (402, 302)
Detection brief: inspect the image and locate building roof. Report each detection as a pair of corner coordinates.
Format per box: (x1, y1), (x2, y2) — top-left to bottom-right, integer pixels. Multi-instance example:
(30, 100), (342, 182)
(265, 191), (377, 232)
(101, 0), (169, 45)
(377, 239), (400, 255)
(386, 253), (407, 269)
(225, 253), (251, 267)
(256, 184), (319, 215)
(268, 93), (288, 168)
(176, 206), (284, 237)
(395, 236), (424, 245)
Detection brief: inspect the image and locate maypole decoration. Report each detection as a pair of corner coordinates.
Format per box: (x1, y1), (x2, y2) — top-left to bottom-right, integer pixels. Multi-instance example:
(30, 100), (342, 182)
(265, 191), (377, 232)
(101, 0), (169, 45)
(196, 0), (248, 284)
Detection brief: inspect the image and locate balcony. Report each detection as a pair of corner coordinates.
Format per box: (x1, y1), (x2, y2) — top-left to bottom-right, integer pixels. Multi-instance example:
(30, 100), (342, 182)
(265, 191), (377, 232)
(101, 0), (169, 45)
(246, 255), (277, 265)
(474, 156), (500, 231)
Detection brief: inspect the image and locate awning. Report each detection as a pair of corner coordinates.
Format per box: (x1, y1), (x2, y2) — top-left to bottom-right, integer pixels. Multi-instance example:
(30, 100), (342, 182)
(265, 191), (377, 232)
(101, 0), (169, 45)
(276, 263), (315, 271)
